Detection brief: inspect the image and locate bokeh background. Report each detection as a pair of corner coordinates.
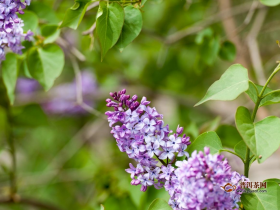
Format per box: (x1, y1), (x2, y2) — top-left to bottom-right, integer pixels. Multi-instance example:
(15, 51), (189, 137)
(1, 0), (280, 209)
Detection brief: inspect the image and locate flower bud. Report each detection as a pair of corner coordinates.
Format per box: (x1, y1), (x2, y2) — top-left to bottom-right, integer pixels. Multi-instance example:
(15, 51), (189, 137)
(132, 95), (137, 101)
(141, 185), (147, 192)
(176, 125), (184, 135)
(204, 147), (210, 155)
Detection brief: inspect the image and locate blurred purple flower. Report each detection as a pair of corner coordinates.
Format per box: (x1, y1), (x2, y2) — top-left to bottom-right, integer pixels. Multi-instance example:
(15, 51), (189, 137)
(16, 71), (97, 116)
(16, 77), (39, 94)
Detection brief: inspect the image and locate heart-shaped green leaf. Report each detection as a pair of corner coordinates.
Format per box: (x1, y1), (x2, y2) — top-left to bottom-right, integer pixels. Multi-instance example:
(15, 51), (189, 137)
(234, 140), (252, 162)
(148, 199), (172, 210)
(241, 181), (280, 210)
(2, 53), (19, 105)
(195, 64), (249, 106)
(115, 5), (143, 51)
(235, 106), (280, 163)
(216, 125), (242, 148)
(27, 44), (64, 91)
(187, 131), (223, 154)
(96, 1), (124, 60)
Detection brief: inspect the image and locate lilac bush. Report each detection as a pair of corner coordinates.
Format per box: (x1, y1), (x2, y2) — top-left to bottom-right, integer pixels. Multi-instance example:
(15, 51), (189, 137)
(0, 0), (33, 61)
(106, 89), (248, 209)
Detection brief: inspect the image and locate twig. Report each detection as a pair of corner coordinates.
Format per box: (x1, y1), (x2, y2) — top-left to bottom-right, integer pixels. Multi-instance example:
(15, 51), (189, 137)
(45, 119), (106, 171)
(71, 57), (83, 104)
(0, 197), (63, 210)
(218, 0), (253, 68)
(70, 56), (107, 119)
(7, 107), (17, 197)
(56, 37), (86, 62)
(86, 1), (100, 11)
(82, 22), (96, 36)
(165, 1), (262, 45)
(247, 8), (268, 85)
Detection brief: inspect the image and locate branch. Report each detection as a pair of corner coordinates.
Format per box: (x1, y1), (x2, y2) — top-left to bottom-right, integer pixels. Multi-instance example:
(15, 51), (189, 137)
(6, 107), (17, 197)
(56, 37), (86, 62)
(45, 119), (106, 171)
(0, 197), (63, 210)
(165, 1), (263, 45)
(86, 1), (99, 11)
(218, 0), (251, 68)
(247, 8), (268, 85)
(70, 56), (107, 119)
(82, 22), (96, 36)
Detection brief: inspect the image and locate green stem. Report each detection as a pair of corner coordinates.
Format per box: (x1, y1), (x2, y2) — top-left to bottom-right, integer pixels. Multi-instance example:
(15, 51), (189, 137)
(261, 89), (280, 99)
(155, 154), (167, 166)
(244, 63), (280, 178)
(7, 107), (17, 197)
(219, 149), (245, 163)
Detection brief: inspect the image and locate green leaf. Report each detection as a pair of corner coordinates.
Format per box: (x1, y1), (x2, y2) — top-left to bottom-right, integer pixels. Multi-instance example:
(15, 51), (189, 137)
(148, 199), (172, 210)
(235, 106), (280, 163)
(263, 178), (280, 184)
(216, 125), (242, 148)
(260, 0), (280, 6)
(234, 140), (251, 161)
(0, 106), (7, 140)
(241, 181), (280, 210)
(1, 53), (19, 105)
(18, 11), (39, 33)
(115, 5), (143, 51)
(201, 36), (220, 65)
(245, 81), (272, 104)
(195, 28), (213, 45)
(187, 131), (223, 155)
(27, 44), (65, 91)
(41, 24), (60, 44)
(96, 1), (125, 60)
(195, 64), (249, 106)
(60, 1), (90, 30)
(260, 90), (280, 107)
(219, 41), (236, 61)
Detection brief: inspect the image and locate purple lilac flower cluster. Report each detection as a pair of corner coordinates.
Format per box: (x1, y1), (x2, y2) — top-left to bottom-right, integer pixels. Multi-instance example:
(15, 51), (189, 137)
(105, 89), (191, 192)
(0, 0), (33, 61)
(106, 90), (249, 210)
(169, 147), (249, 210)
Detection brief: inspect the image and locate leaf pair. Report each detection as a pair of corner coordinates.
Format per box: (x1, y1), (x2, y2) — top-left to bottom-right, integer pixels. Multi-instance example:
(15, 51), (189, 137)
(96, 2), (143, 60)
(235, 106), (280, 163)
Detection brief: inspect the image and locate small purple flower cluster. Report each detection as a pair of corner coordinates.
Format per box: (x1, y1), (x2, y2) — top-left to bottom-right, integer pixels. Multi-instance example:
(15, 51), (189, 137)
(105, 89), (191, 192)
(169, 147), (249, 210)
(0, 0), (33, 61)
